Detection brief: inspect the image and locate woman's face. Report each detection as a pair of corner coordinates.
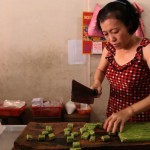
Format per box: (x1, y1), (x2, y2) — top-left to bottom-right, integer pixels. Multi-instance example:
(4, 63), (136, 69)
(100, 18), (131, 49)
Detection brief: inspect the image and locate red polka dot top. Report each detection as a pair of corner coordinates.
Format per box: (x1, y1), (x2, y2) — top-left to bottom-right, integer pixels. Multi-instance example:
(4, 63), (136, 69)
(105, 38), (150, 122)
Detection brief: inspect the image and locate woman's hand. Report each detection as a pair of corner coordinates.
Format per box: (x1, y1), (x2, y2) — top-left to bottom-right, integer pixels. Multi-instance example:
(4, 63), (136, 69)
(90, 81), (102, 97)
(103, 106), (134, 133)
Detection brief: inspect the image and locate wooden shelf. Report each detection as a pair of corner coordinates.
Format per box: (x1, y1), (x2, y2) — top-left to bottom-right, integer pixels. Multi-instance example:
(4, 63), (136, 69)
(63, 111), (90, 122)
(33, 116), (62, 122)
(0, 111), (25, 125)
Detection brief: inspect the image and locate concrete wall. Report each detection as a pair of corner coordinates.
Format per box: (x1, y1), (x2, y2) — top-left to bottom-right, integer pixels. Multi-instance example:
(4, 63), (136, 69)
(0, 0), (149, 123)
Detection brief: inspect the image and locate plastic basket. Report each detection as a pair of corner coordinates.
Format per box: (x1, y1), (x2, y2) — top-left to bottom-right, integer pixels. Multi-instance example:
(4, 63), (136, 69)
(31, 106), (63, 117)
(0, 104), (26, 117)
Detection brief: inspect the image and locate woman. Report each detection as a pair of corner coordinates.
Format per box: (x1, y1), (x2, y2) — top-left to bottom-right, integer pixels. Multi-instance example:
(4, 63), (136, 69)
(91, 0), (150, 133)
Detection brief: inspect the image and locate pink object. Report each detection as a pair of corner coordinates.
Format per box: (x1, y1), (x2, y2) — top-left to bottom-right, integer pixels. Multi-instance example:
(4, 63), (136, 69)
(133, 2), (145, 37)
(88, 3), (103, 37)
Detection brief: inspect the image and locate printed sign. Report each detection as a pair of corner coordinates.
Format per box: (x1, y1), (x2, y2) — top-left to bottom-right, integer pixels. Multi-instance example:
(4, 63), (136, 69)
(92, 41), (102, 54)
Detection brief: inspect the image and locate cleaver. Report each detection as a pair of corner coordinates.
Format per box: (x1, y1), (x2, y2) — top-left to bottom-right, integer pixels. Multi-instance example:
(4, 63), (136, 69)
(71, 80), (98, 104)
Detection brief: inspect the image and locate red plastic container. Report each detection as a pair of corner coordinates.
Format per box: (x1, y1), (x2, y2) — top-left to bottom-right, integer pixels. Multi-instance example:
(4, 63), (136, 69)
(31, 106), (63, 117)
(75, 103), (92, 115)
(0, 104), (26, 117)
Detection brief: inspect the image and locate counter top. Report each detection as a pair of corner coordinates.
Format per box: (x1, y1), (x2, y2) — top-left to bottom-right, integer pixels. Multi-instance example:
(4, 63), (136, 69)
(0, 125), (26, 150)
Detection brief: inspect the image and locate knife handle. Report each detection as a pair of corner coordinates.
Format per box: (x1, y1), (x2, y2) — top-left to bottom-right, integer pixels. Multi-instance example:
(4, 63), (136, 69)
(93, 89), (98, 97)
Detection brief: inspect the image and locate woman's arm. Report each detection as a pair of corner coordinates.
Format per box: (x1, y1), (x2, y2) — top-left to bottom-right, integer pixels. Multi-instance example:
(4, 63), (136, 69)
(91, 48), (109, 94)
(130, 95), (150, 115)
(103, 95), (150, 133)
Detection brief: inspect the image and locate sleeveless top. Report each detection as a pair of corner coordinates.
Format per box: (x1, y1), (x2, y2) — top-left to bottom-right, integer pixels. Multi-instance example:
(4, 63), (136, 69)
(105, 38), (150, 122)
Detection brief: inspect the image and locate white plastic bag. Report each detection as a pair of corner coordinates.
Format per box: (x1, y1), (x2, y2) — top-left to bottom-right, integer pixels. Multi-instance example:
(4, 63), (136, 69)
(65, 100), (76, 114)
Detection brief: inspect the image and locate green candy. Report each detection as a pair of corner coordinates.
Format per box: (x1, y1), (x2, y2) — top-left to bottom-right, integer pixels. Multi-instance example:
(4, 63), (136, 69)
(73, 141), (80, 148)
(89, 135), (96, 142)
(101, 135), (110, 142)
(48, 133), (55, 140)
(38, 134), (45, 141)
(45, 126), (53, 132)
(67, 123), (74, 129)
(64, 130), (71, 137)
(42, 130), (49, 135)
(81, 132), (90, 140)
(67, 136), (74, 143)
(26, 134), (33, 141)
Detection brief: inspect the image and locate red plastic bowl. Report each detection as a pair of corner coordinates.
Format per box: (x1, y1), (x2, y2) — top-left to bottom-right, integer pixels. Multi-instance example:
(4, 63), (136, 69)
(76, 105), (92, 115)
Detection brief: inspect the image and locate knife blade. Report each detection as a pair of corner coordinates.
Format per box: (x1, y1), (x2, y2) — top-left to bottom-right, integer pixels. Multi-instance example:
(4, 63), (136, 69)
(71, 80), (98, 104)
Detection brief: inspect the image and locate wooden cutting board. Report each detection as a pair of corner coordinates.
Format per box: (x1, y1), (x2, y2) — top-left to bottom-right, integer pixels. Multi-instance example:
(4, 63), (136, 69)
(13, 122), (150, 150)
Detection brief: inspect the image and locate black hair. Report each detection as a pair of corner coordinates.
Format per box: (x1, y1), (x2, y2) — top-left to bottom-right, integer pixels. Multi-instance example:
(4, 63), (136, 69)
(96, 0), (140, 35)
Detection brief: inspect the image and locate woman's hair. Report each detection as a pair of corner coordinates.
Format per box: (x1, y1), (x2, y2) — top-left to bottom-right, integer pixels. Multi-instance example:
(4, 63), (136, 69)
(96, 0), (140, 35)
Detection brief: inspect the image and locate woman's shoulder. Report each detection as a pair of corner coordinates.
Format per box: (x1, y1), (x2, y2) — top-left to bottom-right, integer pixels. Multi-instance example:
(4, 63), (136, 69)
(141, 38), (150, 67)
(142, 38), (150, 50)
(140, 38), (150, 47)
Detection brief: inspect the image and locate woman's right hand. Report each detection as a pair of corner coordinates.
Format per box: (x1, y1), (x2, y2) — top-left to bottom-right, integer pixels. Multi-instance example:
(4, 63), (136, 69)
(90, 81), (102, 97)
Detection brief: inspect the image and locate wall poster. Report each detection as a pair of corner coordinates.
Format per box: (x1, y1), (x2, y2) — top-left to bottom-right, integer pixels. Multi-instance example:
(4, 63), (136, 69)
(82, 12), (106, 54)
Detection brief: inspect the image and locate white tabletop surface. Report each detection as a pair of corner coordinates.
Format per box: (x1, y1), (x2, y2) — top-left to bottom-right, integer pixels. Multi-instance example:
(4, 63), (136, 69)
(0, 125), (26, 150)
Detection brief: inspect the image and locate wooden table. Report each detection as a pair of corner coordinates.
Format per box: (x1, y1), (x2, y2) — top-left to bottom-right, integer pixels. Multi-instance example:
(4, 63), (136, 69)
(63, 111), (90, 122)
(13, 122), (150, 150)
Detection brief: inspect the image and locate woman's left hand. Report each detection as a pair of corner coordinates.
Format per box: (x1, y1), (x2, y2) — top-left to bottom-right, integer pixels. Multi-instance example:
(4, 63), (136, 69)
(103, 107), (133, 133)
